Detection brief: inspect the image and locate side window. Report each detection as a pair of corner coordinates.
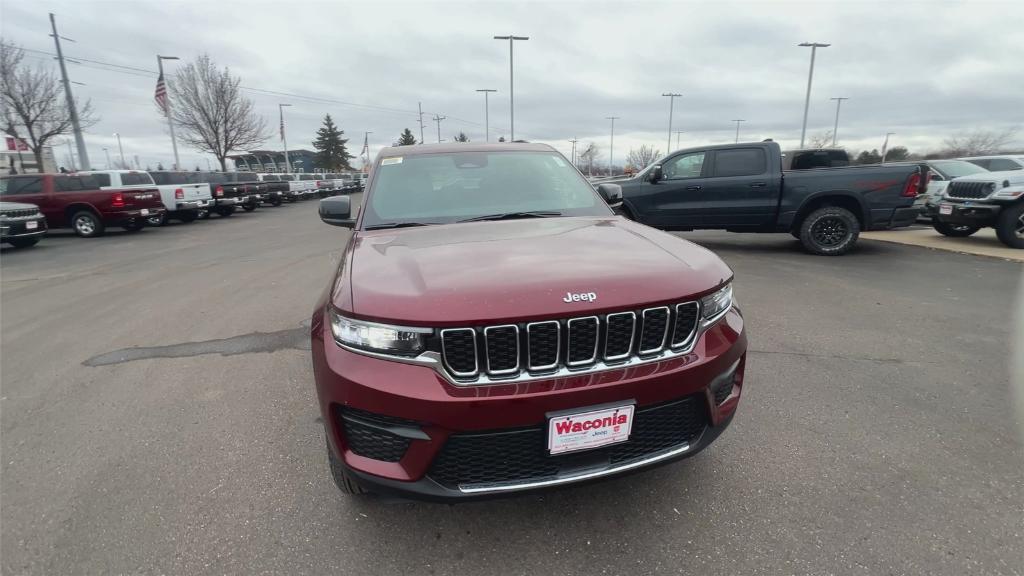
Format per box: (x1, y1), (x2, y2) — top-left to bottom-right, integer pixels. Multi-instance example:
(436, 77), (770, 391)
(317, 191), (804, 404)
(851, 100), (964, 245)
(664, 152), (706, 179)
(0, 177), (43, 195)
(713, 148), (767, 177)
(92, 174), (111, 187)
(988, 159), (1021, 171)
(968, 160), (991, 170)
(55, 176), (99, 192)
(121, 173), (153, 186)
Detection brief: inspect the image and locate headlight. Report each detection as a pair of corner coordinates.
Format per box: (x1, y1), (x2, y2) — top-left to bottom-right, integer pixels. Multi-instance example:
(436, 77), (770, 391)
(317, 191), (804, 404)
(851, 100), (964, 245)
(700, 282), (734, 322)
(329, 309), (430, 355)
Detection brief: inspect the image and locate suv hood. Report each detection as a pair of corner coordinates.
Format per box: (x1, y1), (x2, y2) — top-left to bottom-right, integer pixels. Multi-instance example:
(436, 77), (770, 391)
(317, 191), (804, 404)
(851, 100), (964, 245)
(338, 216), (732, 326)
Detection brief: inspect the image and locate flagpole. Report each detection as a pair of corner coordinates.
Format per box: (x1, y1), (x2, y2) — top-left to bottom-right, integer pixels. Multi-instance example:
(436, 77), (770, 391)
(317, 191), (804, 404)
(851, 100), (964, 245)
(279, 103), (292, 172)
(156, 55), (181, 170)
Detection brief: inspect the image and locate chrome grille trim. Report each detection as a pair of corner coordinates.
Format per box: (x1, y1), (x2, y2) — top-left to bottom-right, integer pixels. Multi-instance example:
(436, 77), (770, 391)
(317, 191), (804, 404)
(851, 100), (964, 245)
(672, 302), (700, 348)
(603, 311), (636, 362)
(566, 316), (600, 367)
(526, 321), (560, 371)
(440, 328), (479, 378)
(483, 325), (520, 376)
(639, 306), (671, 355)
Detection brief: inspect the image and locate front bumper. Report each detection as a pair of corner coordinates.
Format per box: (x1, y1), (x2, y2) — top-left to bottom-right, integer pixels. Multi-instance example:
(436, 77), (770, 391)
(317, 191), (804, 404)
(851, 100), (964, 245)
(935, 201), (1002, 226)
(312, 307), (747, 500)
(1, 216), (48, 240)
(213, 196), (244, 206)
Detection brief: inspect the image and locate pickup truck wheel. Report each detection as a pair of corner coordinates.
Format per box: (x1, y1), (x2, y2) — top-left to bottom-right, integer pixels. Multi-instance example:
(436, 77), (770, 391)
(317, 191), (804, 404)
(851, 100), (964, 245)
(995, 202), (1024, 249)
(327, 438), (367, 496)
(177, 211), (198, 223)
(7, 237), (39, 248)
(270, 198), (283, 207)
(216, 206), (236, 217)
(799, 206), (860, 256)
(198, 209), (210, 220)
(932, 221), (980, 237)
(146, 213), (166, 227)
(242, 203), (256, 212)
(122, 221), (145, 232)
(71, 210), (104, 238)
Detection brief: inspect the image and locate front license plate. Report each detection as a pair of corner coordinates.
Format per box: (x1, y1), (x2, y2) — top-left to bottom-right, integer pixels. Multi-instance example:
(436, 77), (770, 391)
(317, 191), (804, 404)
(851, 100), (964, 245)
(25, 220), (38, 230)
(548, 404), (635, 455)
(140, 209), (150, 216)
(939, 204), (953, 215)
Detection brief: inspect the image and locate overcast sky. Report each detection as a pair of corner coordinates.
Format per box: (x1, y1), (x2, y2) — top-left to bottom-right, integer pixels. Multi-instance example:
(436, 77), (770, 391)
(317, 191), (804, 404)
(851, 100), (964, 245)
(3, 0), (1022, 170)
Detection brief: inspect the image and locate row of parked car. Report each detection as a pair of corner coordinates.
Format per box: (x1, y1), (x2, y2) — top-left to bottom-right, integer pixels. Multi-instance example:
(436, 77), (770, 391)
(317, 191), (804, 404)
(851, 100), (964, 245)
(0, 170), (366, 248)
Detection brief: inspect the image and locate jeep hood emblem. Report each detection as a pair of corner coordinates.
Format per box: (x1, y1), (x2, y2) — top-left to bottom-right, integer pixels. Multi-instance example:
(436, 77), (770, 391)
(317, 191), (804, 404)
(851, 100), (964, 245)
(563, 292), (597, 303)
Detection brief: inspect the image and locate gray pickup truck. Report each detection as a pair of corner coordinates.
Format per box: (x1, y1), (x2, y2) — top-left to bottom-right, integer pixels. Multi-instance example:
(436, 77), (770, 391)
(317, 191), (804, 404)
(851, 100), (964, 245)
(612, 141), (928, 255)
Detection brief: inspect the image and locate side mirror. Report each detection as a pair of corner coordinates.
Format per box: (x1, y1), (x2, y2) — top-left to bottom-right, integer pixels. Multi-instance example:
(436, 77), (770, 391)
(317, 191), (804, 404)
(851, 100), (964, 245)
(320, 195), (356, 228)
(648, 165), (663, 183)
(596, 183), (623, 207)
(930, 174), (944, 181)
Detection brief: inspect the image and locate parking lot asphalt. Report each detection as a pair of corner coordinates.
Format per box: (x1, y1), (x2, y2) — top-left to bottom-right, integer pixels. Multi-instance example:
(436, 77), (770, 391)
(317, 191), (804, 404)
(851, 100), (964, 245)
(2, 197), (1022, 575)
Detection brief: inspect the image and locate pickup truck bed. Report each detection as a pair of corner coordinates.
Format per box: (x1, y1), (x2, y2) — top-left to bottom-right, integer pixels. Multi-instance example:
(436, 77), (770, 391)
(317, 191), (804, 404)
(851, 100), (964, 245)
(614, 141), (928, 255)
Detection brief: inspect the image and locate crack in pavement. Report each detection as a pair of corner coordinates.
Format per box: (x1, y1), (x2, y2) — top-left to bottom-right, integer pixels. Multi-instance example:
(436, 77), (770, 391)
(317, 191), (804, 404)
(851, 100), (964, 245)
(83, 325), (310, 367)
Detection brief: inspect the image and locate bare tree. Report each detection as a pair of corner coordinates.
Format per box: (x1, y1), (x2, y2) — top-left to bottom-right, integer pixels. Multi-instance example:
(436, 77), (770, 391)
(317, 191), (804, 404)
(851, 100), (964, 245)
(577, 142), (601, 176)
(1, 41), (97, 170)
(625, 145), (661, 171)
(942, 128), (1018, 157)
(167, 54), (268, 170)
(807, 130), (834, 149)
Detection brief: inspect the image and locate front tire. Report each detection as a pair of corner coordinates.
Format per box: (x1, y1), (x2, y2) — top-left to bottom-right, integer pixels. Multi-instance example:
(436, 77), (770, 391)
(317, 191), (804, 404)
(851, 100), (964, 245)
(327, 439), (367, 496)
(242, 203), (256, 212)
(71, 210), (104, 238)
(933, 221), (980, 237)
(995, 202), (1024, 249)
(216, 206), (236, 218)
(798, 206), (860, 256)
(7, 237), (40, 248)
(270, 197), (283, 207)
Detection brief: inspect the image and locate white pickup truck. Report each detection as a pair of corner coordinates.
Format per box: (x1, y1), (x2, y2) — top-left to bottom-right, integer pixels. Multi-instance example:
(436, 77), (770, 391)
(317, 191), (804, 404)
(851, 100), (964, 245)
(275, 174), (316, 201)
(82, 170), (212, 225)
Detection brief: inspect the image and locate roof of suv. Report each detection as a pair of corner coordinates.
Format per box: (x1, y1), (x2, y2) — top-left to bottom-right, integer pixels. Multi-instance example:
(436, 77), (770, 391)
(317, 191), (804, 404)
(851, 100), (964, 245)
(377, 142), (556, 159)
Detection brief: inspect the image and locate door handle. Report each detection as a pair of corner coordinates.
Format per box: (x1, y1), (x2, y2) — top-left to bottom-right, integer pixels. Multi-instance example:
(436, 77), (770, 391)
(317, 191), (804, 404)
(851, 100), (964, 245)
(749, 182), (767, 188)
(685, 185), (702, 191)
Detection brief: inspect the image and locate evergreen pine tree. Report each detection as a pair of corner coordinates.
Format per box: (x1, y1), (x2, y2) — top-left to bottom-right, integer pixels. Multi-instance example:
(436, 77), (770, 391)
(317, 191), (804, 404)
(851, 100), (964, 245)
(313, 114), (353, 170)
(396, 128), (417, 146)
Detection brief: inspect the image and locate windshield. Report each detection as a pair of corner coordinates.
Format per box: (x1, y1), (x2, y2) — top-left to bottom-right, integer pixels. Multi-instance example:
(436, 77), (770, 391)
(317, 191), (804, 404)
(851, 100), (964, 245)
(930, 160), (988, 178)
(361, 151), (610, 228)
(261, 175), (280, 181)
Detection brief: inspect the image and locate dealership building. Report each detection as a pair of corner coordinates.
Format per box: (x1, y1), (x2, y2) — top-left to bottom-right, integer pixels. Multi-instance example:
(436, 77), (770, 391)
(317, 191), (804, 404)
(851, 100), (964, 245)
(228, 149), (320, 173)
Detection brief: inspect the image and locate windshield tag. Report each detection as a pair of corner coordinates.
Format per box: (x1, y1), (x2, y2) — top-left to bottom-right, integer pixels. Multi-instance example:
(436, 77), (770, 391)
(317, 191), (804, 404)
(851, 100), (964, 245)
(381, 157), (403, 165)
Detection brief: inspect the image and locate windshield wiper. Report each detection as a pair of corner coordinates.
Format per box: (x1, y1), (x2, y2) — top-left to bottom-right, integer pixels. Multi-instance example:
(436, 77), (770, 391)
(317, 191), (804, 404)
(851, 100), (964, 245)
(457, 211), (562, 223)
(363, 222), (438, 230)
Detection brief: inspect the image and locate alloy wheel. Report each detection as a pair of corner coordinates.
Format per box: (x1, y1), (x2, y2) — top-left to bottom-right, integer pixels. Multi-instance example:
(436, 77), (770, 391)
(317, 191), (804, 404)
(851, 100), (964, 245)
(811, 216), (848, 247)
(75, 215), (95, 235)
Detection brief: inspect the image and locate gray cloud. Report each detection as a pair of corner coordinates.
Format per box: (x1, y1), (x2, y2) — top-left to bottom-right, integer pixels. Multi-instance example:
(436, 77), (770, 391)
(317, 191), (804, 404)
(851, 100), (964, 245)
(3, 0), (1021, 170)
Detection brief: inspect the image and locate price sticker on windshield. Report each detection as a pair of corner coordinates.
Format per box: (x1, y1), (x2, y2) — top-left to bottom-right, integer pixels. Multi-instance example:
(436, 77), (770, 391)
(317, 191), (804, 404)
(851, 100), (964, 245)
(381, 157), (403, 166)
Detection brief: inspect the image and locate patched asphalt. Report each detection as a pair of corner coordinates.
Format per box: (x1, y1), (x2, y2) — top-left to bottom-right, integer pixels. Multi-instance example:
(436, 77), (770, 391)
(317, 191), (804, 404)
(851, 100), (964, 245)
(2, 197), (1022, 575)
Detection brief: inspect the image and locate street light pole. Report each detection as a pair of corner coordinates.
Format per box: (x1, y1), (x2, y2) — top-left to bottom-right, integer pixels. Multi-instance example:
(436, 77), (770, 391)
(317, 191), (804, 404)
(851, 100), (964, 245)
(103, 147), (111, 169)
(568, 138), (578, 166)
(113, 132), (125, 168)
(49, 13), (90, 170)
(606, 116), (620, 176)
(731, 119), (746, 143)
(830, 97), (848, 147)
(157, 55), (181, 169)
(476, 89), (497, 142)
(675, 130), (684, 149)
(881, 132), (895, 164)
(493, 35), (529, 141)
(433, 115), (446, 143)
(278, 103), (292, 172)
(662, 93), (681, 153)
(798, 42), (830, 148)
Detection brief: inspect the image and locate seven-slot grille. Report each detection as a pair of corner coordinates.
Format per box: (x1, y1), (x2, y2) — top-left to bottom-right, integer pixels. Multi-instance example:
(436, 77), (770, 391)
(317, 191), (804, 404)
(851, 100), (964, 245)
(440, 301), (702, 381)
(0, 208), (39, 219)
(946, 181), (993, 199)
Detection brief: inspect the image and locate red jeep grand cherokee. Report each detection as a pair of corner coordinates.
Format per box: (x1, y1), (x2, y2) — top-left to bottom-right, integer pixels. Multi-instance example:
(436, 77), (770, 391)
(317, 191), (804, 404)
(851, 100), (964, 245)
(311, 143), (747, 500)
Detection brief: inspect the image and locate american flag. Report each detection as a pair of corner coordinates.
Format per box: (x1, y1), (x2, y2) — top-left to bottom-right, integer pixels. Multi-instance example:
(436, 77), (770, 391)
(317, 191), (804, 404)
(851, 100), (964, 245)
(154, 72), (168, 113)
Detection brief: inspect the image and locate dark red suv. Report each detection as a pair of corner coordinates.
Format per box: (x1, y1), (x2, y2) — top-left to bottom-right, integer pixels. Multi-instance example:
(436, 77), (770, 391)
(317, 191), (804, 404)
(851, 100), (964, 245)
(311, 143), (747, 500)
